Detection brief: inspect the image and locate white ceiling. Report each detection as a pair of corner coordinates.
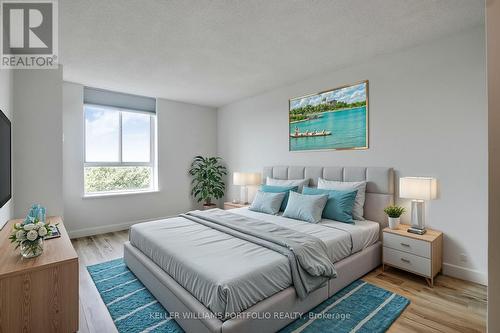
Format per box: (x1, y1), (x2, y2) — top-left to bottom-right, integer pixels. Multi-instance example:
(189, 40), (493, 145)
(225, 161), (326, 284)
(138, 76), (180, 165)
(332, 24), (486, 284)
(60, 0), (484, 107)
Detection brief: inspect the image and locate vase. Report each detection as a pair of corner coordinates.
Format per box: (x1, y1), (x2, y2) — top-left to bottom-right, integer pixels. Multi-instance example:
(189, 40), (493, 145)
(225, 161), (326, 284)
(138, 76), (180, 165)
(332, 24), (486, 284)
(20, 238), (44, 258)
(388, 217), (400, 230)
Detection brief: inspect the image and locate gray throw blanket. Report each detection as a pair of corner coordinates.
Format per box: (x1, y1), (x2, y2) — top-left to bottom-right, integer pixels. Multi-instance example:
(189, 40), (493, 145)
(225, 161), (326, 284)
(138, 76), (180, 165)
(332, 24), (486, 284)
(181, 209), (337, 299)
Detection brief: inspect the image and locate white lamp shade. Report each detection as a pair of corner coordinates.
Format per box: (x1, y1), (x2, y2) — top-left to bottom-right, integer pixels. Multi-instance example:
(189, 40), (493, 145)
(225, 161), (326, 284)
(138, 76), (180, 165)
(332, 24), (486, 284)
(399, 177), (437, 200)
(233, 172), (261, 186)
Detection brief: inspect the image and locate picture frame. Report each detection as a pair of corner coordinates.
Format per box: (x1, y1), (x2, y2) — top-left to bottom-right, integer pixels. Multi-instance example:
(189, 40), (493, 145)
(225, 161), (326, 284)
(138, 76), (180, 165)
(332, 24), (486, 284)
(289, 80), (369, 152)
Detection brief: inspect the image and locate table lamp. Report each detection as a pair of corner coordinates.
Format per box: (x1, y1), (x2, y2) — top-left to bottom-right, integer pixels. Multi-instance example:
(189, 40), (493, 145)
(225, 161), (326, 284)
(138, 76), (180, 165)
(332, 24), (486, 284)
(399, 177), (437, 235)
(233, 172), (261, 204)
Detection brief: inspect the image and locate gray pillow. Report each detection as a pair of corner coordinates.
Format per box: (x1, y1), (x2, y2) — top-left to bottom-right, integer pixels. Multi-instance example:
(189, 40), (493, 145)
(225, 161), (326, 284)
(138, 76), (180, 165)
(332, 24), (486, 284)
(317, 178), (367, 220)
(282, 191), (328, 223)
(249, 191), (286, 215)
(266, 177), (310, 192)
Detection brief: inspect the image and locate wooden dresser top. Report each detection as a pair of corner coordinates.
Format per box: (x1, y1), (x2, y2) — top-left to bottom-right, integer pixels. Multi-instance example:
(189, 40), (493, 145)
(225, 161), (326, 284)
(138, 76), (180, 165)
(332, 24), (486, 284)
(383, 223), (442, 243)
(0, 216), (78, 278)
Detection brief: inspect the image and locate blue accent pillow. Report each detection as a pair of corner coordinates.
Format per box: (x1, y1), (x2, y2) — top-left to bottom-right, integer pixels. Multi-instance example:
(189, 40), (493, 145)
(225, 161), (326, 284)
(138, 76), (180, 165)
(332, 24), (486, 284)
(302, 187), (357, 224)
(249, 191), (286, 215)
(282, 191), (329, 223)
(260, 185), (298, 211)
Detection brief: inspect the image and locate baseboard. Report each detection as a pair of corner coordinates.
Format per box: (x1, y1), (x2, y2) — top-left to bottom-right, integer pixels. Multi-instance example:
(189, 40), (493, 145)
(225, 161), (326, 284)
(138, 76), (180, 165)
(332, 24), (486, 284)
(67, 215), (176, 239)
(443, 262), (487, 286)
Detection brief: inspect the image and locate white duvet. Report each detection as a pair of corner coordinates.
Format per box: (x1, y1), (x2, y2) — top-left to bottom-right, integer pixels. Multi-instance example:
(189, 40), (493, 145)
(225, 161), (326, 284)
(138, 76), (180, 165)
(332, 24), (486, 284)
(129, 208), (379, 319)
(232, 207), (380, 260)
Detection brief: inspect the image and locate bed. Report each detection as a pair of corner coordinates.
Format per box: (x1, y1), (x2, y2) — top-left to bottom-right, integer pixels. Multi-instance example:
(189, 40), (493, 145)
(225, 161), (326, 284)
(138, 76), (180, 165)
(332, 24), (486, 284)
(124, 166), (394, 333)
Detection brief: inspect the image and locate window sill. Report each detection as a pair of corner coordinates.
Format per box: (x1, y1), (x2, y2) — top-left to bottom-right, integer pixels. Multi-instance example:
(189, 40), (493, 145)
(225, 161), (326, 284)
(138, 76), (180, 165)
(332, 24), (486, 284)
(83, 189), (159, 199)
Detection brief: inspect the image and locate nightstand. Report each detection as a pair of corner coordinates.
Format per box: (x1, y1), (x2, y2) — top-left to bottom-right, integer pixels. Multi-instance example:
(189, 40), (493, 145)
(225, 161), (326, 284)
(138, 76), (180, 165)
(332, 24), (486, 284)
(382, 224), (443, 287)
(224, 202), (250, 210)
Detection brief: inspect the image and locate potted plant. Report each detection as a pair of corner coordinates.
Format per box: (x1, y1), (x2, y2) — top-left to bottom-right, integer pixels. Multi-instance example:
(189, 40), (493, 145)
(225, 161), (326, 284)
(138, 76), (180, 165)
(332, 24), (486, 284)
(383, 205), (406, 230)
(188, 156), (227, 209)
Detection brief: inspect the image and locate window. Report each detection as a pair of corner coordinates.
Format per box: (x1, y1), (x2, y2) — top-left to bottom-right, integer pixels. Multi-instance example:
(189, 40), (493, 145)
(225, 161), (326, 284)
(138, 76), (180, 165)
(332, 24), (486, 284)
(84, 104), (157, 195)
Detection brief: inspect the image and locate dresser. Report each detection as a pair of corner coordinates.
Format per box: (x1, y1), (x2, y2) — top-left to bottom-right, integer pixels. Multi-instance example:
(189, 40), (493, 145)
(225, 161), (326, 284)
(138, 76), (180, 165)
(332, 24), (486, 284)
(382, 224), (443, 287)
(0, 217), (79, 332)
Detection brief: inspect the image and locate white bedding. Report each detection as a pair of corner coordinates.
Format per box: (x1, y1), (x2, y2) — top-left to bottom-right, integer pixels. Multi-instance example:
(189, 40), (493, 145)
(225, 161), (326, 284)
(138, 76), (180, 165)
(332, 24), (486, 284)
(129, 208), (380, 318)
(231, 207), (379, 262)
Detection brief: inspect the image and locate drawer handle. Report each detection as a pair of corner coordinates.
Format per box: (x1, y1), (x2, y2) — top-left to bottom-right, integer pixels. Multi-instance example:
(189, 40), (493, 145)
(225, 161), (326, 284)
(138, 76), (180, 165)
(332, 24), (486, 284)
(400, 243), (410, 247)
(400, 258), (411, 263)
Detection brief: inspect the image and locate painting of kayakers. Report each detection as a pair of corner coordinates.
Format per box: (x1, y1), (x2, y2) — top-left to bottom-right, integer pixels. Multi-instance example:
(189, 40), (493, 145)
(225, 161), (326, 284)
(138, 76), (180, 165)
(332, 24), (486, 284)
(289, 80), (368, 151)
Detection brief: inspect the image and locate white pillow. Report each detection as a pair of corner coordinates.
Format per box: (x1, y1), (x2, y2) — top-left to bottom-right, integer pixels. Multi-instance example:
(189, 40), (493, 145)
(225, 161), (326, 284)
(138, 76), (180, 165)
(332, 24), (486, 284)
(266, 177), (309, 192)
(317, 178), (367, 220)
(249, 191), (286, 215)
(282, 191), (328, 223)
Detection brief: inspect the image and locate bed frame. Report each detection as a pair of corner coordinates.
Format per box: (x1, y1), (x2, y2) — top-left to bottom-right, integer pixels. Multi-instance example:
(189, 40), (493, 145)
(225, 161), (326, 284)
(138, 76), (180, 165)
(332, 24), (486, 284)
(124, 166), (394, 333)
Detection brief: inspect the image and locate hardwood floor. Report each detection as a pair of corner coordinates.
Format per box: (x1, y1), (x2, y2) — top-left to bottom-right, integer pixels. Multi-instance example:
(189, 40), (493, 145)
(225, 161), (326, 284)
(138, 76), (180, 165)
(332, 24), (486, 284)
(72, 230), (129, 333)
(72, 230), (487, 333)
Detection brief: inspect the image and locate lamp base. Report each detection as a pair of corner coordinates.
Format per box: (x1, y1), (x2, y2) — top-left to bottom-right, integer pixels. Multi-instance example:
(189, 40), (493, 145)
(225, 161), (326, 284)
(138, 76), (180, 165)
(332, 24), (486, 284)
(409, 199), (426, 235)
(240, 186), (249, 205)
(407, 226), (427, 235)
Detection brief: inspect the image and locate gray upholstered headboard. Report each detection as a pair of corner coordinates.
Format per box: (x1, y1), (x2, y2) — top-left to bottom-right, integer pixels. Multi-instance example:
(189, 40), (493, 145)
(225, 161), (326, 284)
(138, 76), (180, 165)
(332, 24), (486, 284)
(263, 166), (394, 228)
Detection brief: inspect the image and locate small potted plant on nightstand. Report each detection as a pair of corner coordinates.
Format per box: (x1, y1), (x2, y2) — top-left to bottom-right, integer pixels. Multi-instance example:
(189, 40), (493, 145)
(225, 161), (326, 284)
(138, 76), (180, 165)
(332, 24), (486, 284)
(384, 205), (406, 230)
(188, 156), (227, 209)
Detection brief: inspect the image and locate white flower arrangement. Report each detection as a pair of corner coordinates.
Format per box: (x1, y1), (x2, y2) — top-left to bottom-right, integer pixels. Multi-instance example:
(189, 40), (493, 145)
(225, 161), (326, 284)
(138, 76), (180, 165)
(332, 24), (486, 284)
(9, 217), (53, 256)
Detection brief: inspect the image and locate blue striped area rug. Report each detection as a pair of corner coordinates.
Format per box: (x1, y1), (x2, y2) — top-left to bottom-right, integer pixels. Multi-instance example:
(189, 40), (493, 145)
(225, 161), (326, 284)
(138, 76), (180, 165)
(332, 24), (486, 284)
(88, 258), (409, 333)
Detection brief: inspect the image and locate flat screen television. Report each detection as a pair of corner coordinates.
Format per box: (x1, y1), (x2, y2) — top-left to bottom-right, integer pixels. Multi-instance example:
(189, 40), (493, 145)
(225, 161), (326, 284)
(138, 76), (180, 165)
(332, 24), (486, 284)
(0, 109), (11, 209)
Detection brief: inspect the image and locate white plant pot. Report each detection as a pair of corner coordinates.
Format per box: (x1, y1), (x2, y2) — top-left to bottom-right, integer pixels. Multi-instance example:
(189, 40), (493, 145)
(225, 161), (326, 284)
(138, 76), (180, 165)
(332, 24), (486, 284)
(388, 217), (400, 230)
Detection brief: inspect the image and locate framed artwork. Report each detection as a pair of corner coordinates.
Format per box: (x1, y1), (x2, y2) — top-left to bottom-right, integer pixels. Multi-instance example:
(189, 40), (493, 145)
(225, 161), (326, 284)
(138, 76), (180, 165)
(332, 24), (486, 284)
(289, 80), (368, 151)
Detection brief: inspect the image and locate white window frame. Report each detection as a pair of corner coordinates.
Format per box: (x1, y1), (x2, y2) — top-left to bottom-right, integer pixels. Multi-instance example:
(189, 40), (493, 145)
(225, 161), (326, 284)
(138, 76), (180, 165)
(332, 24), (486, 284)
(83, 103), (158, 197)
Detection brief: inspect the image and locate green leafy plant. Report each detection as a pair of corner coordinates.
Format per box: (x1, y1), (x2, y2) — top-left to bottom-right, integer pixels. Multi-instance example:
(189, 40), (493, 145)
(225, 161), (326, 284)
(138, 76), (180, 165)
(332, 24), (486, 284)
(384, 205), (406, 218)
(188, 156), (227, 206)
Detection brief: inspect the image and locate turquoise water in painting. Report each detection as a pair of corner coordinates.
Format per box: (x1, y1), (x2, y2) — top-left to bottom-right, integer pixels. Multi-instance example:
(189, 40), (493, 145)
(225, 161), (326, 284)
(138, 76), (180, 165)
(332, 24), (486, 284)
(289, 106), (367, 151)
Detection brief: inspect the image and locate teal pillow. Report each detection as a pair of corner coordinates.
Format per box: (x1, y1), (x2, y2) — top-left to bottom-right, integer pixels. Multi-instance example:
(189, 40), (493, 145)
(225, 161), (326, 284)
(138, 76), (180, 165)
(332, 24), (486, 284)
(302, 187), (357, 224)
(282, 191), (329, 223)
(249, 191), (286, 215)
(260, 185), (298, 211)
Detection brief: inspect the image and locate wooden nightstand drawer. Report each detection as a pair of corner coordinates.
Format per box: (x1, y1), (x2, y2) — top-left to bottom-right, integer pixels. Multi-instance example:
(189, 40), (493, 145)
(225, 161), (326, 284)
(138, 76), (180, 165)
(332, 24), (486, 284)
(383, 247), (431, 277)
(384, 232), (431, 258)
(383, 224), (442, 287)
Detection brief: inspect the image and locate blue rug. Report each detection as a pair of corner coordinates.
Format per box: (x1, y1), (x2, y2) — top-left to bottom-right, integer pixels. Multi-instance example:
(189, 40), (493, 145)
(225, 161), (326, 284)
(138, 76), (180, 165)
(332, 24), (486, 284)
(88, 259), (409, 333)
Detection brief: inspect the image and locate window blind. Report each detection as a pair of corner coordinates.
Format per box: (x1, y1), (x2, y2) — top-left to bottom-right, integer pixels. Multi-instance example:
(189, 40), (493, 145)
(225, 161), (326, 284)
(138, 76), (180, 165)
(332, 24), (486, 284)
(83, 87), (156, 113)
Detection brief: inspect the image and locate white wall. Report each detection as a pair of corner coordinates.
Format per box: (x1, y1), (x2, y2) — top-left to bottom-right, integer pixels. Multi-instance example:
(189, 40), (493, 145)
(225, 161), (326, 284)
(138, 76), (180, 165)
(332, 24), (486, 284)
(217, 27), (487, 284)
(0, 69), (14, 227)
(63, 82), (217, 237)
(13, 68), (63, 218)
(487, 0), (500, 330)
